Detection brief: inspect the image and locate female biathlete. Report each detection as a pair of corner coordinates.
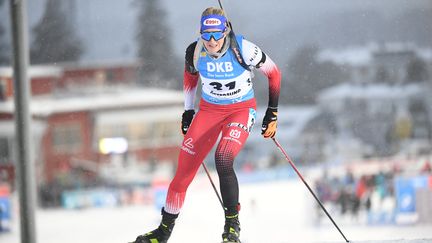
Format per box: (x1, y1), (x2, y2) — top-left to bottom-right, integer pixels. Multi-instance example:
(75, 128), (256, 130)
(133, 6), (281, 243)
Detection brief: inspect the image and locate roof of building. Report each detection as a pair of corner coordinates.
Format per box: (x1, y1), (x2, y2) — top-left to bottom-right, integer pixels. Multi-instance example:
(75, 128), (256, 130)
(318, 83), (423, 102)
(318, 45), (373, 66)
(61, 58), (142, 70)
(0, 87), (184, 116)
(0, 59), (142, 77)
(317, 43), (432, 66)
(0, 65), (63, 78)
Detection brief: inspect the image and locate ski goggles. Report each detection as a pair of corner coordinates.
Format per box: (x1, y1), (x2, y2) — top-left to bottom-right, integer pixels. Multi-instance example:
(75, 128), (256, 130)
(200, 31), (225, 41)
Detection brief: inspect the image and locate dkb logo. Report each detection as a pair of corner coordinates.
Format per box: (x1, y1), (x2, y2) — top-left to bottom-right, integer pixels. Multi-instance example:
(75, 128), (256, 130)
(207, 62), (233, 72)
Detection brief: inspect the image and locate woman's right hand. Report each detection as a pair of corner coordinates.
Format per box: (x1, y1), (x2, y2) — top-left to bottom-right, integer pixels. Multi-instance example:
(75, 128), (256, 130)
(181, 110), (195, 135)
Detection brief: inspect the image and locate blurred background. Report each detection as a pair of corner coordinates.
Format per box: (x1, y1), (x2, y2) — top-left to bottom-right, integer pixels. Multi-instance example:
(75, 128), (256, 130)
(0, 0), (432, 242)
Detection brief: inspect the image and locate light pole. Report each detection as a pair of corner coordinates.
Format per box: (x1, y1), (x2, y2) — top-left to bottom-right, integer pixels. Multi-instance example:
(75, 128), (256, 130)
(9, 0), (37, 242)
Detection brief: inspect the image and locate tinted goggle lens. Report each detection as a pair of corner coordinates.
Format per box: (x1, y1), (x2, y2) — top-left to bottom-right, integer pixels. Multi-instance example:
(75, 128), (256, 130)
(201, 31), (225, 41)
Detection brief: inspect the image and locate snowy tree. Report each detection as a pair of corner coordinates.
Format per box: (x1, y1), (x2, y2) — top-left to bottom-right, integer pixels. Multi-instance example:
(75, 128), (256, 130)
(30, 0), (83, 64)
(0, 0), (10, 66)
(375, 66), (391, 83)
(135, 0), (181, 89)
(406, 57), (429, 83)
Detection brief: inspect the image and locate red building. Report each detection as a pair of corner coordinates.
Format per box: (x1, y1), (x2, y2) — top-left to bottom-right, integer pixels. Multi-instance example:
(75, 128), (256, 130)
(0, 61), (183, 188)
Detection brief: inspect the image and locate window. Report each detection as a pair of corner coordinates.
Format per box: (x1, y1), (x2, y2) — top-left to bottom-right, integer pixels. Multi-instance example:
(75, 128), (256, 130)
(153, 121), (181, 144)
(0, 137), (9, 164)
(0, 79), (6, 101)
(106, 70), (116, 82)
(52, 123), (82, 153)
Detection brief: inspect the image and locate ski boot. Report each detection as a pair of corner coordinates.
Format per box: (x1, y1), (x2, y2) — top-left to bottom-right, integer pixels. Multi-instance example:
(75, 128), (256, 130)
(221, 207), (241, 243)
(132, 208), (178, 243)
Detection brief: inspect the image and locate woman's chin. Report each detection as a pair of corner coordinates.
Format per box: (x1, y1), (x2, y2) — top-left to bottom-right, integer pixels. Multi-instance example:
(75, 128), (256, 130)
(207, 48), (220, 55)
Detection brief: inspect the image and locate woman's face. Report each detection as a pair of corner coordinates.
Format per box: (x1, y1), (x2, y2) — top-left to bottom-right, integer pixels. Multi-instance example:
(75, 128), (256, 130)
(201, 28), (227, 55)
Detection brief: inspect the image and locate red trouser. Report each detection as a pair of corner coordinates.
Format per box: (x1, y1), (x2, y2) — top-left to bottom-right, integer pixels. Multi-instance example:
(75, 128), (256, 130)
(164, 98), (257, 214)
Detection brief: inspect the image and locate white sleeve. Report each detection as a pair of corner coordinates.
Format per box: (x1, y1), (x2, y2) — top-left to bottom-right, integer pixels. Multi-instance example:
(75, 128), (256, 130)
(241, 39), (264, 67)
(184, 86), (197, 110)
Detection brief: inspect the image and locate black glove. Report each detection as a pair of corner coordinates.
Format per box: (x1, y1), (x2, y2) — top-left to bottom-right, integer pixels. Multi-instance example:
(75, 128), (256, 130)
(181, 110), (195, 135)
(261, 107), (278, 138)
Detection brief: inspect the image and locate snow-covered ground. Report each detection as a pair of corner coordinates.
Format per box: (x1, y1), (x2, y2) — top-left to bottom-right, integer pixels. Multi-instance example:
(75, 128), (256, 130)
(1, 176), (431, 243)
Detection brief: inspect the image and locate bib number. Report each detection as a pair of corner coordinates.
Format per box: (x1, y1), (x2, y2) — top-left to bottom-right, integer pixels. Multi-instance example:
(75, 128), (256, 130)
(209, 81), (236, 91)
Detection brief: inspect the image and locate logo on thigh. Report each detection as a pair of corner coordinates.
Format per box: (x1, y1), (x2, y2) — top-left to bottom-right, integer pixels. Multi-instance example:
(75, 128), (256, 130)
(184, 138), (194, 149)
(227, 122), (248, 132)
(181, 138), (196, 155)
(229, 129), (241, 139)
(223, 128), (242, 145)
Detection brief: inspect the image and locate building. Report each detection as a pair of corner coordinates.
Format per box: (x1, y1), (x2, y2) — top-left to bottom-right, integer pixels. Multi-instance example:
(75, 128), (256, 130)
(317, 43), (432, 85)
(317, 83), (432, 157)
(244, 106), (334, 167)
(0, 62), (184, 191)
(315, 43), (432, 158)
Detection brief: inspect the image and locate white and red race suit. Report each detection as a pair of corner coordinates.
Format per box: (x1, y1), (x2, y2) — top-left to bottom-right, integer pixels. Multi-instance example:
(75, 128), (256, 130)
(164, 35), (281, 214)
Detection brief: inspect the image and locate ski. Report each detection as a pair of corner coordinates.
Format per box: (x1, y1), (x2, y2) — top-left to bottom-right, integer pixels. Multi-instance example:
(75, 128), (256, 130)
(221, 239), (241, 243)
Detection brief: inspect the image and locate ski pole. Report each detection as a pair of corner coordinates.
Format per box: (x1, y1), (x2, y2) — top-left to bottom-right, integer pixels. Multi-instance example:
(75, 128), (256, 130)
(202, 162), (227, 211)
(272, 138), (350, 243)
(215, 0), (250, 71)
(217, 0), (238, 35)
(216, 0), (228, 22)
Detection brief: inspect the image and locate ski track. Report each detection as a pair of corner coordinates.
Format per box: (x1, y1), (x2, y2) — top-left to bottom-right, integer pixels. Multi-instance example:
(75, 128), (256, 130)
(0, 177), (431, 243)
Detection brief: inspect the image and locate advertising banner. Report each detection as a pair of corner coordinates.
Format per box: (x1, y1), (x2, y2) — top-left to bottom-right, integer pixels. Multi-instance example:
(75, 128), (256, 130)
(0, 184), (11, 232)
(394, 175), (429, 224)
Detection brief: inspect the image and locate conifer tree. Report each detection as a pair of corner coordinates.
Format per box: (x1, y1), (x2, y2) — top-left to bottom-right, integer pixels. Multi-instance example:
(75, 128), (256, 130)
(135, 0), (180, 88)
(0, 0), (10, 66)
(31, 0), (83, 64)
